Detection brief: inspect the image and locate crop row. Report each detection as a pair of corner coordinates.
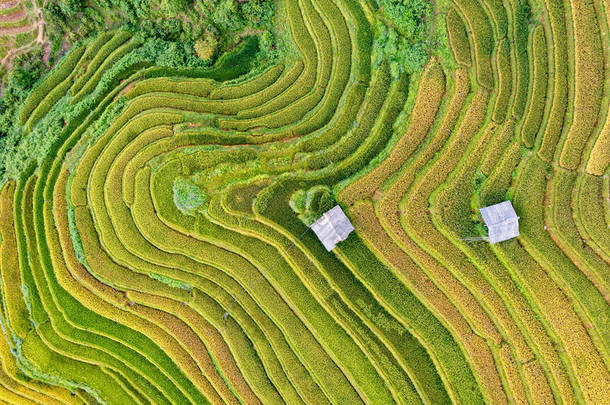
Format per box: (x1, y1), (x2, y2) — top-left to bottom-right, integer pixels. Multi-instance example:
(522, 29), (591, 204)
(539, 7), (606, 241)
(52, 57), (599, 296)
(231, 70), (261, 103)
(11, 49), (262, 400)
(65, 114), (247, 405)
(70, 31), (132, 97)
(303, 61), (391, 170)
(220, 179), (445, 403)
(0, 0), (435, 403)
(119, 172), (313, 405)
(352, 41), (556, 400)
(507, 0), (531, 120)
(453, 0), (494, 89)
(206, 191), (402, 403)
(66, 49), (370, 400)
(35, 118), (221, 404)
(587, 117), (610, 175)
(148, 166), (367, 404)
(51, 105), (258, 404)
(79, 109), (302, 402)
(131, 166), (333, 404)
(246, 173), (460, 403)
(477, 132), (586, 404)
(283, 0), (355, 137)
(1, 58), (180, 403)
(544, 169), (610, 297)
(471, 142), (567, 405)
(446, 8), (472, 67)
(520, 26), (548, 148)
(337, 200), (485, 404)
(557, 0), (604, 169)
(19, 44), (86, 127)
(330, 62), (496, 400)
(584, 0), (609, 176)
(479, 120), (515, 176)
(226, 0), (351, 132)
(154, 56), (414, 404)
(15, 172), (163, 403)
(338, 58), (446, 204)
(258, 204), (449, 403)
(3, 0), (609, 402)
(430, 119), (539, 364)
(230, 0), (321, 125)
(536, 0), (569, 162)
(574, 174), (610, 261)
(391, 90), (516, 404)
(208, 64), (284, 100)
(66, 101), (284, 403)
(509, 156), (610, 403)
(0, 182), (84, 404)
(224, 1), (335, 130)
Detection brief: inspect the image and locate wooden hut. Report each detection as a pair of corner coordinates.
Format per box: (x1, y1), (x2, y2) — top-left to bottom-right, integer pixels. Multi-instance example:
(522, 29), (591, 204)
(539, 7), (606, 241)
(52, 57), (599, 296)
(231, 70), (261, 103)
(311, 205), (354, 251)
(479, 201), (519, 244)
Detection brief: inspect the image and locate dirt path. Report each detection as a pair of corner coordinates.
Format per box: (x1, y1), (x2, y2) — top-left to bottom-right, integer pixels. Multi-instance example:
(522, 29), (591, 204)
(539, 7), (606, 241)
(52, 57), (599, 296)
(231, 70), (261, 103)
(0, 7), (24, 23)
(0, 1), (19, 10)
(0, 23), (33, 35)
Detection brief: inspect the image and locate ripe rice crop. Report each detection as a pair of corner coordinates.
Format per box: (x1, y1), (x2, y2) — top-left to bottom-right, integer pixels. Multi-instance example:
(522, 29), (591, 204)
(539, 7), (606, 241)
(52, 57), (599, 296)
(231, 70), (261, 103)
(0, 0), (608, 403)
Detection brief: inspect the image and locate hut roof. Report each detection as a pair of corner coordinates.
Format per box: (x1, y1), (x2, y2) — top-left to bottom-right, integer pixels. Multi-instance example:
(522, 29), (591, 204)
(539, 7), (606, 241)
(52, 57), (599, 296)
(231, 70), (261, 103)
(311, 205), (354, 251)
(479, 201), (519, 244)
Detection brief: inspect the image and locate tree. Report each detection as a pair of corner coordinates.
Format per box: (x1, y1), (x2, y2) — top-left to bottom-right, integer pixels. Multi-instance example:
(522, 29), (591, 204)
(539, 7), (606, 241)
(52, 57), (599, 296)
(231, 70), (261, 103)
(194, 34), (218, 62)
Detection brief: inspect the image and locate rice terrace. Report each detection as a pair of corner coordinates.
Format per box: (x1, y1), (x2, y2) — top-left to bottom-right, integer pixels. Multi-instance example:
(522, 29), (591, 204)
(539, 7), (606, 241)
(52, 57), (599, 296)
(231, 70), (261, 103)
(0, 0), (608, 403)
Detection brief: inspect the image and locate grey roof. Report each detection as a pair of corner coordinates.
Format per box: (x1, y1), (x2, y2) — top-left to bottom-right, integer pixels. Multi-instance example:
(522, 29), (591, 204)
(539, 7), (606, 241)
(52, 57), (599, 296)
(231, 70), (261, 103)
(479, 201), (519, 244)
(311, 205), (354, 251)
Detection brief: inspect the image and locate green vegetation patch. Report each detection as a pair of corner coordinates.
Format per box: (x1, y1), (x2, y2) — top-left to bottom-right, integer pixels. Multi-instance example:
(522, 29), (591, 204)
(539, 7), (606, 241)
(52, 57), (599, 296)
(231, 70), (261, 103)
(372, 0), (432, 77)
(173, 176), (208, 216)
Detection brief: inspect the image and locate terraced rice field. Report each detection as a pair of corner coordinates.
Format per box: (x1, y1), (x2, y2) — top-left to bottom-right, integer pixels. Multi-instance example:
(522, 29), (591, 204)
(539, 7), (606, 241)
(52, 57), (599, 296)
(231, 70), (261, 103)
(0, 0), (609, 403)
(0, 0), (42, 68)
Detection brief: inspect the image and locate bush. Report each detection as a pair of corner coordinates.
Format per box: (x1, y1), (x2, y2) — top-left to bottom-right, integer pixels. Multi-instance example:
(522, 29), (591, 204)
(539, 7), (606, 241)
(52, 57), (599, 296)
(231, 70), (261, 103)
(42, 0), (280, 73)
(377, 0), (429, 40)
(289, 185), (335, 225)
(194, 34), (218, 62)
(173, 177), (208, 216)
(373, 21), (429, 78)
(0, 51), (47, 137)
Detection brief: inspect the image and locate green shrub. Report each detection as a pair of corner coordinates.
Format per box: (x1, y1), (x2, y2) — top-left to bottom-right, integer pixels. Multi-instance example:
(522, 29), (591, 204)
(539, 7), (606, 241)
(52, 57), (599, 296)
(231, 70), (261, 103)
(289, 185), (334, 225)
(194, 34), (218, 62)
(173, 177), (208, 216)
(372, 21), (429, 78)
(377, 0), (429, 39)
